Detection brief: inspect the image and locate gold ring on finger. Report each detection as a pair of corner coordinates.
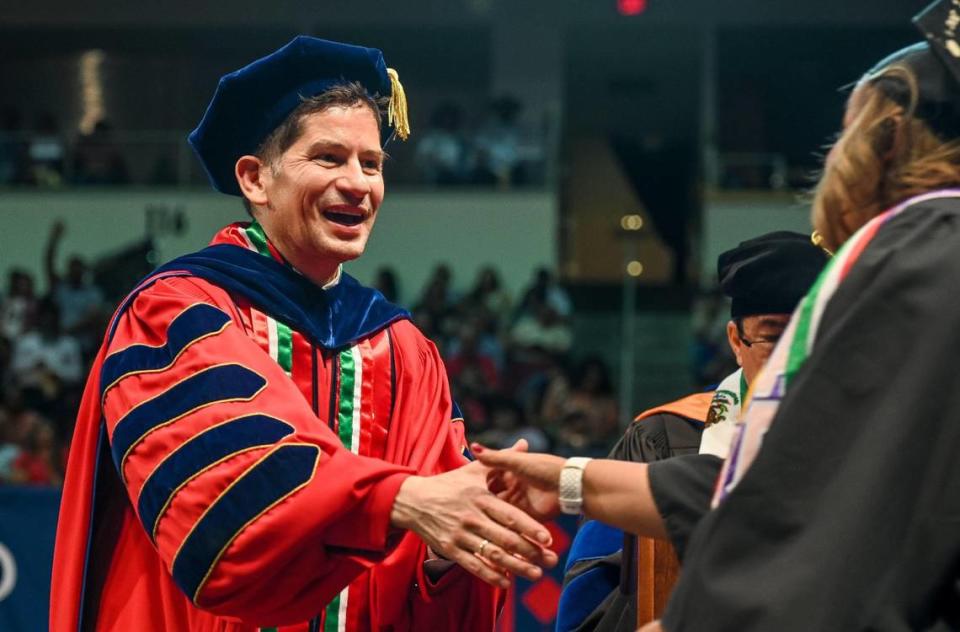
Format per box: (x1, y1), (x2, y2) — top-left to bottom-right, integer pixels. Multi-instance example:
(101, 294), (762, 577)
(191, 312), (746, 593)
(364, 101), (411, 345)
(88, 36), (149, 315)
(477, 538), (490, 557)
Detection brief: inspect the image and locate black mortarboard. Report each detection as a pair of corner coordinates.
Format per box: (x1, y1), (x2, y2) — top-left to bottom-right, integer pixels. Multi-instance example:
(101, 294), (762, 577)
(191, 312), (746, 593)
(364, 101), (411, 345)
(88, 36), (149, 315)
(718, 231), (829, 319)
(188, 36), (410, 196)
(863, 0), (960, 140)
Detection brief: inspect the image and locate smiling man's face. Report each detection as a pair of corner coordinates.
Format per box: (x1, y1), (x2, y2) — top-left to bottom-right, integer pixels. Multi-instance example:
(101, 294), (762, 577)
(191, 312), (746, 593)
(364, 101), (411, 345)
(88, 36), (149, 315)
(255, 104), (385, 284)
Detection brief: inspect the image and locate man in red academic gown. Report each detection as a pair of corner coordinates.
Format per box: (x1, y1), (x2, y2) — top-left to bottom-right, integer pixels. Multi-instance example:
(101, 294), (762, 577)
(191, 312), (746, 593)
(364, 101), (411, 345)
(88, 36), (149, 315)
(51, 37), (555, 632)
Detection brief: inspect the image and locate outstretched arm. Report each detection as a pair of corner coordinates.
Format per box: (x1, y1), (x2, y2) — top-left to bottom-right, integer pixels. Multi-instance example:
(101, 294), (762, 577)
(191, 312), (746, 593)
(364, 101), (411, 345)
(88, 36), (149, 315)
(475, 445), (668, 540)
(391, 457), (558, 589)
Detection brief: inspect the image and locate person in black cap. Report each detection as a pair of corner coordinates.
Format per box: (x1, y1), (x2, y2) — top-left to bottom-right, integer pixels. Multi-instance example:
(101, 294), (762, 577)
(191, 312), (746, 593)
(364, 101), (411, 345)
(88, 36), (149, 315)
(718, 231), (830, 395)
(476, 1), (960, 629)
(50, 37), (556, 632)
(553, 231), (827, 632)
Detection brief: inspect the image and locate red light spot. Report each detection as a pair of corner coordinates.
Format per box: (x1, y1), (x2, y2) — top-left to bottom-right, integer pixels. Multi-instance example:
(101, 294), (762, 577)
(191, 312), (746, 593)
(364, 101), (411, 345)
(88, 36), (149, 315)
(618, 0), (647, 15)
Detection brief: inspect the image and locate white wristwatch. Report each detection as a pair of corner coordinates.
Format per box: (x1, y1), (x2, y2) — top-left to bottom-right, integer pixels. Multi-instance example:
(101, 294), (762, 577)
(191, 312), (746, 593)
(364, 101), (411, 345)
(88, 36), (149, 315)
(558, 457), (592, 515)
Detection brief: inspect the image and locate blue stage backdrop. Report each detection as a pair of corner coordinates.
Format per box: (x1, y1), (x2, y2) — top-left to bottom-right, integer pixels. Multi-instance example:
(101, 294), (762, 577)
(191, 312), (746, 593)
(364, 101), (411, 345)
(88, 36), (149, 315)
(0, 487), (579, 632)
(0, 487), (60, 632)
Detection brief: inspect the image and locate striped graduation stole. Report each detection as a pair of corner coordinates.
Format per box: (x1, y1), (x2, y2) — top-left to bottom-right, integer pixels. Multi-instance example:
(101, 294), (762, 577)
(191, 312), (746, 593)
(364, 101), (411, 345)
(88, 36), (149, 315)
(712, 189), (960, 507)
(240, 222), (294, 375)
(321, 344), (364, 632)
(255, 345), (364, 632)
(240, 222), (380, 632)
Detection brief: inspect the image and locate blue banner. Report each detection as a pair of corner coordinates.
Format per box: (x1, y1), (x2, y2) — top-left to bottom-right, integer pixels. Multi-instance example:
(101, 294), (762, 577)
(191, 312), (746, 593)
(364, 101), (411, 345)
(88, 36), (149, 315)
(0, 487), (577, 631)
(0, 487), (60, 632)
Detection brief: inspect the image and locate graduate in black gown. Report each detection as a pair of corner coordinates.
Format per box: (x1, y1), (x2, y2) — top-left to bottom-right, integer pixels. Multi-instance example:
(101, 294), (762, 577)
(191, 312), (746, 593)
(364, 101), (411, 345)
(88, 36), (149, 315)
(556, 232), (827, 632)
(476, 1), (960, 629)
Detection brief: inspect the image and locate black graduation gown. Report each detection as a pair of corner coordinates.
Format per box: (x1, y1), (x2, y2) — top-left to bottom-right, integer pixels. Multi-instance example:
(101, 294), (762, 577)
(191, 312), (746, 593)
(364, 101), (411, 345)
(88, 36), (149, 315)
(660, 197), (960, 631)
(562, 413), (718, 632)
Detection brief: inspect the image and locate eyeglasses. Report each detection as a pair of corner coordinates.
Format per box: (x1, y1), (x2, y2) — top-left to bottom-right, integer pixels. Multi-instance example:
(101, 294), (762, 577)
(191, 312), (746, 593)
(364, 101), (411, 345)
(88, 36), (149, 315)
(738, 333), (781, 348)
(735, 319), (782, 348)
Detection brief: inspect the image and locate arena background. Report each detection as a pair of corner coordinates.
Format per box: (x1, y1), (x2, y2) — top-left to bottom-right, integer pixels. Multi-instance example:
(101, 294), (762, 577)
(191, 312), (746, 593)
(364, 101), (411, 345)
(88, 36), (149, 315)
(0, 1), (926, 629)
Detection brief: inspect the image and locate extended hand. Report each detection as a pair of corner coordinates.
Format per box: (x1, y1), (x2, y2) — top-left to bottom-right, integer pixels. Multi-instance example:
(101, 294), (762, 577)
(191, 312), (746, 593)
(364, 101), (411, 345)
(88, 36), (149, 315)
(473, 443), (564, 522)
(390, 459), (558, 588)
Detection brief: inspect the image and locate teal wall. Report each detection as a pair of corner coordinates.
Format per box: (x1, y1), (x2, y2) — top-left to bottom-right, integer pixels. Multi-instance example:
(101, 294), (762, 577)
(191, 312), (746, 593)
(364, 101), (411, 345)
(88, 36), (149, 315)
(701, 192), (813, 284)
(0, 189), (557, 305)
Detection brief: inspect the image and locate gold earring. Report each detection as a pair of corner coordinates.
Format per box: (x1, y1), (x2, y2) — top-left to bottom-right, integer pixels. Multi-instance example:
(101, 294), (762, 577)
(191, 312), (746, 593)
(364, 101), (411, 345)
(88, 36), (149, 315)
(811, 231), (834, 256)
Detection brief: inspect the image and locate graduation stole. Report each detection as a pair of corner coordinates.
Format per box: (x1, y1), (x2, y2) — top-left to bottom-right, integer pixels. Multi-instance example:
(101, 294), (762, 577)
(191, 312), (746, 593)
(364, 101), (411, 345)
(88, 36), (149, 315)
(712, 189), (960, 507)
(698, 369), (745, 459)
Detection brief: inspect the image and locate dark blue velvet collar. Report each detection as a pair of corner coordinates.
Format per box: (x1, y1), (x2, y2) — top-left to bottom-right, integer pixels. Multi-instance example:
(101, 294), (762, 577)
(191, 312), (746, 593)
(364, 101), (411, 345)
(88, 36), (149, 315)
(114, 244), (409, 350)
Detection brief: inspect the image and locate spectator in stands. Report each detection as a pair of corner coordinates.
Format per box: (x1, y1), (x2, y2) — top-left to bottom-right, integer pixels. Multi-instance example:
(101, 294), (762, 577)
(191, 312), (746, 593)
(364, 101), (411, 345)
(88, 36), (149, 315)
(413, 263), (458, 349)
(373, 266), (400, 304)
(0, 408), (22, 483)
(509, 294), (572, 358)
(0, 385), (41, 481)
(73, 119), (130, 185)
(540, 355), (618, 455)
(10, 297), (83, 427)
(0, 105), (27, 185)
(415, 102), (467, 185)
(27, 112), (65, 187)
(0, 334), (11, 390)
(1, 268), (38, 340)
(447, 323), (499, 439)
(475, 396), (550, 453)
(447, 320), (500, 394)
(9, 419), (62, 485)
(461, 266), (512, 333)
(44, 220), (105, 354)
(471, 96), (523, 187)
(515, 266), (571, 324)
(505, 292), (572, 437)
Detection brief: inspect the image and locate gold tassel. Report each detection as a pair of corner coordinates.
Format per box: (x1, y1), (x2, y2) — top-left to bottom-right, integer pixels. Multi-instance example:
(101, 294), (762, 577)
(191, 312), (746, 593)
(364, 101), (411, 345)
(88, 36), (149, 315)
(386, 68), (411, 141)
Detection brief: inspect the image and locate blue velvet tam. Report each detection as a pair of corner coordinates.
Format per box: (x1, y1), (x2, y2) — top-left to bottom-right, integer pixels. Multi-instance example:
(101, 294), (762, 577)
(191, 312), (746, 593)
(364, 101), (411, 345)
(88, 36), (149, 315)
(188, 36), (410, 196)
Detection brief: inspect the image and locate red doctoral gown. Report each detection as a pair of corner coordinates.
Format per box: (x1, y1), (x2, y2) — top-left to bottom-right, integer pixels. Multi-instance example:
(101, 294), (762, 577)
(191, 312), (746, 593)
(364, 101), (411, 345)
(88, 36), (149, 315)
(50, 222), (501, 631)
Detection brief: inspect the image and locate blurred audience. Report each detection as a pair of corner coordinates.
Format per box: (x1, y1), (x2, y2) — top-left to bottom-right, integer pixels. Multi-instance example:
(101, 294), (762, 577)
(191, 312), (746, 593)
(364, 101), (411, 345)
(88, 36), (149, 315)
(2, 93), (548, 188)
(509, 298), (572, 358)
(44, 220), (106, 354)
(0, 255), (619, 486)
(471, 96), (523, 187)
(539, 355), (619, 456)
(515, 266), (572, 322)
(0, 227), (110, 486)
(447, 320), (500, 394)
(412, 264), (459, 351)
(415, 102), (468, 185)
(10, 297), (83, 430)
(1, 268), (38, 340)
(472, 396), (550, 453)
(462, 266), (512, 331)
(8, 419), (62, 485)
(373, 266), (400, 304)
(27, 112), (66, 187)
(0, 105), (28, 185)
(73, 119), (130, 185)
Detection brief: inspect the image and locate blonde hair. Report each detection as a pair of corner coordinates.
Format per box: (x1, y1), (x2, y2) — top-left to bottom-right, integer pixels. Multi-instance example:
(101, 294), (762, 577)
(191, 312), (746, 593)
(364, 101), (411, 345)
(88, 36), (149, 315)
(811, 64), (960, 252)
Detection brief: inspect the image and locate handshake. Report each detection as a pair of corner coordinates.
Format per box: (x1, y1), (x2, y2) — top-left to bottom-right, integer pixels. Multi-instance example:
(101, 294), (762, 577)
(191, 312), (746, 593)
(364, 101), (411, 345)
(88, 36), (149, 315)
(389, 439), (579, 589)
